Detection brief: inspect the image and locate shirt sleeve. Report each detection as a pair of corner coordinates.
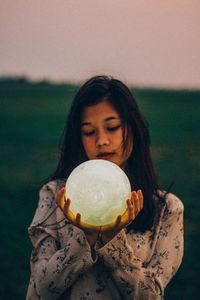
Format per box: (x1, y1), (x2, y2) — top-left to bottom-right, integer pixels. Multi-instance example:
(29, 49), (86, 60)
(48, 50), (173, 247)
(26, 182), (97, 300)
(96, 193), (184, 300)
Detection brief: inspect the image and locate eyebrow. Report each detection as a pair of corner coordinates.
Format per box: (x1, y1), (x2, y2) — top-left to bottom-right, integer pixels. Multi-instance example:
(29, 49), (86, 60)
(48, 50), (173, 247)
(81, 116), (120, 126)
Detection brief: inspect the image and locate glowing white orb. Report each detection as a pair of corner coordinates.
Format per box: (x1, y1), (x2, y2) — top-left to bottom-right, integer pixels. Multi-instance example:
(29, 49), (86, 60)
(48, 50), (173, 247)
(65, 159), (131, 226)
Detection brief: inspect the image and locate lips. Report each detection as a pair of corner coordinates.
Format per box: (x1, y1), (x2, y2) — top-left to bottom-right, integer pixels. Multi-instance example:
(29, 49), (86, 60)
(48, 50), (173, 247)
(97, 152), (115, 160)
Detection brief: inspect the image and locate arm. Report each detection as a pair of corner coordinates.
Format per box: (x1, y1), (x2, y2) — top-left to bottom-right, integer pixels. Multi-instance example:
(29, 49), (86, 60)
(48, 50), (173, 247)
(96, 193), (184, 299)
(27, 182), (97, 300)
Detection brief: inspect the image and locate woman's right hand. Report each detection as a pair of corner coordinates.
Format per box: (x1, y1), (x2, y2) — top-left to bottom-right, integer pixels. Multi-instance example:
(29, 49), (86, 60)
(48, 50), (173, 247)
(100, 190), (143, 244)
(56, 188), (100, 247)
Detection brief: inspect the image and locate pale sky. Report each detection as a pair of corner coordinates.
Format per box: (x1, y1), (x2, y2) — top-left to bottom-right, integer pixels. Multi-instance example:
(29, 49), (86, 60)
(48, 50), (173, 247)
(0, 0), (200, 88)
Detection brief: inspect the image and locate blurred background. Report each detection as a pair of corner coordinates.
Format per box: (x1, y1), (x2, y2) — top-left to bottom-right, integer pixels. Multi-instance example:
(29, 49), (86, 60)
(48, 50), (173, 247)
(0, 1), (200, 299)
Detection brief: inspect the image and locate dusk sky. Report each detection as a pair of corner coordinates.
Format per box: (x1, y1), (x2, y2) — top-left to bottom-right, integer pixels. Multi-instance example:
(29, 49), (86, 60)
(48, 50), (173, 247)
(1, 0), (200, 88)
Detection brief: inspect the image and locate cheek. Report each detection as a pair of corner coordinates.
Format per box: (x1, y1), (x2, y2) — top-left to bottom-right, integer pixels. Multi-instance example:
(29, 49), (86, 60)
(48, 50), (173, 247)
(82, 137), (93, 154)
(116, 129), (124, 147)
(81, 137), (87, 151)
(127, 142), (133, 157)
(125, 135), (134, 158)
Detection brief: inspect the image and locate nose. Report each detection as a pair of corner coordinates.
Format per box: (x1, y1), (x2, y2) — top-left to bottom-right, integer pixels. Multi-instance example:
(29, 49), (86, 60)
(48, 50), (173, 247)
(96, 130), (109, 147)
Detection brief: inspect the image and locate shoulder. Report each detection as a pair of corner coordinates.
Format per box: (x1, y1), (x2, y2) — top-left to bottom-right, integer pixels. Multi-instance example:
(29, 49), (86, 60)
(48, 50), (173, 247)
(157, 190), (184, 222)
(39, 179), (65, 199)
(37, 179), (65, 213)
(165, 192), (184, 212)
(30, 180), (65, 227)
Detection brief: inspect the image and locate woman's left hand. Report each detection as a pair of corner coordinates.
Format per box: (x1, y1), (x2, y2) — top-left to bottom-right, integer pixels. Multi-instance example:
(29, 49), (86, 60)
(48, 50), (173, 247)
(56, 187), (100, 247)
(100, 190), (143, 244)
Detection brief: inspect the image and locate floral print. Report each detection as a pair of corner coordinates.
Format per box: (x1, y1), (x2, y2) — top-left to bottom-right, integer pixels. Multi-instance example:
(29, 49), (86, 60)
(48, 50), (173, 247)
(26, 181), (184, 300)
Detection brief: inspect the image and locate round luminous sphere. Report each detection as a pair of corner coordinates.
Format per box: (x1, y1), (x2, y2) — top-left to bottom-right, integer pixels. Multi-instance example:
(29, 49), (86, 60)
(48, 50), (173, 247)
(65, 159), (131, 226)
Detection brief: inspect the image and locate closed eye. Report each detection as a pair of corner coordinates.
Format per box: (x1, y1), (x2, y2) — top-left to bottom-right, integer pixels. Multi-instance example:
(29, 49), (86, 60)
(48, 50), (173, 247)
(107, 125), (121, 132)
(82, 130), (95, 136)
(82, 125), (121, 136)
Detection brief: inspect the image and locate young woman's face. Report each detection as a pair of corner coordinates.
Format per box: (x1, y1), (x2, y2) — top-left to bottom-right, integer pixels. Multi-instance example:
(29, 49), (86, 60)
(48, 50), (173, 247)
(81, 100), (133, 170)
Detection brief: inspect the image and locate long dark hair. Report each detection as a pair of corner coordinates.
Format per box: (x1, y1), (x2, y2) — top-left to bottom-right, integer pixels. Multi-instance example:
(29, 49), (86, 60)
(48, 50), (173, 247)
(51, 75), (160, 232)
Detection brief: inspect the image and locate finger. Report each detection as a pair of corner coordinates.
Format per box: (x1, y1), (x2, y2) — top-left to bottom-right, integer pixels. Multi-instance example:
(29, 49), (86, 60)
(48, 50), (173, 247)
(130, 191), (134, 205)
(133, 191), (139, 216)
(56, 188), (66, 206)
(137, 189), (143, 211)
(55, 189), (61, 204)
(63, 198), (71, 215)
(76, 213), (81, 227)
(127, 199), (134, 221)
(115, 215), (122, 226)
(59, 187), (66, 197)
(61, 187), (66, 194)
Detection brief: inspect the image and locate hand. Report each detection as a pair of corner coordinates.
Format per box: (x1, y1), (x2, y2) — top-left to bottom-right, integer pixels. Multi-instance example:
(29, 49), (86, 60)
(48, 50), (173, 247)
(56, 188), (100, 247)
(100, 190), (143, 244)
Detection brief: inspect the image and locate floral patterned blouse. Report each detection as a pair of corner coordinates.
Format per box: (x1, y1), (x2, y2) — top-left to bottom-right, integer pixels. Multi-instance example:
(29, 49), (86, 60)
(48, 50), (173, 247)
(26, 180), (184, 300)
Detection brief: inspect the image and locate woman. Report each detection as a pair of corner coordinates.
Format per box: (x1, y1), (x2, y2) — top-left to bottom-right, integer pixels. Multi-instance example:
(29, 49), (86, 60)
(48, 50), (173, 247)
(26, 75), (184, 299)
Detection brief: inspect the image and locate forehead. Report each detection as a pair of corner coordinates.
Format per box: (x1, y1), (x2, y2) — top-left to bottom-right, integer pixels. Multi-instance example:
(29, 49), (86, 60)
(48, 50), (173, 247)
(81, 100), (120, 122)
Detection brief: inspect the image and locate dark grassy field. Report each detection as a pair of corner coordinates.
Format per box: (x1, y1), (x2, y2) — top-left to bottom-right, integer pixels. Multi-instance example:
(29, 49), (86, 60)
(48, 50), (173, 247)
(0, 78), (199, 299)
